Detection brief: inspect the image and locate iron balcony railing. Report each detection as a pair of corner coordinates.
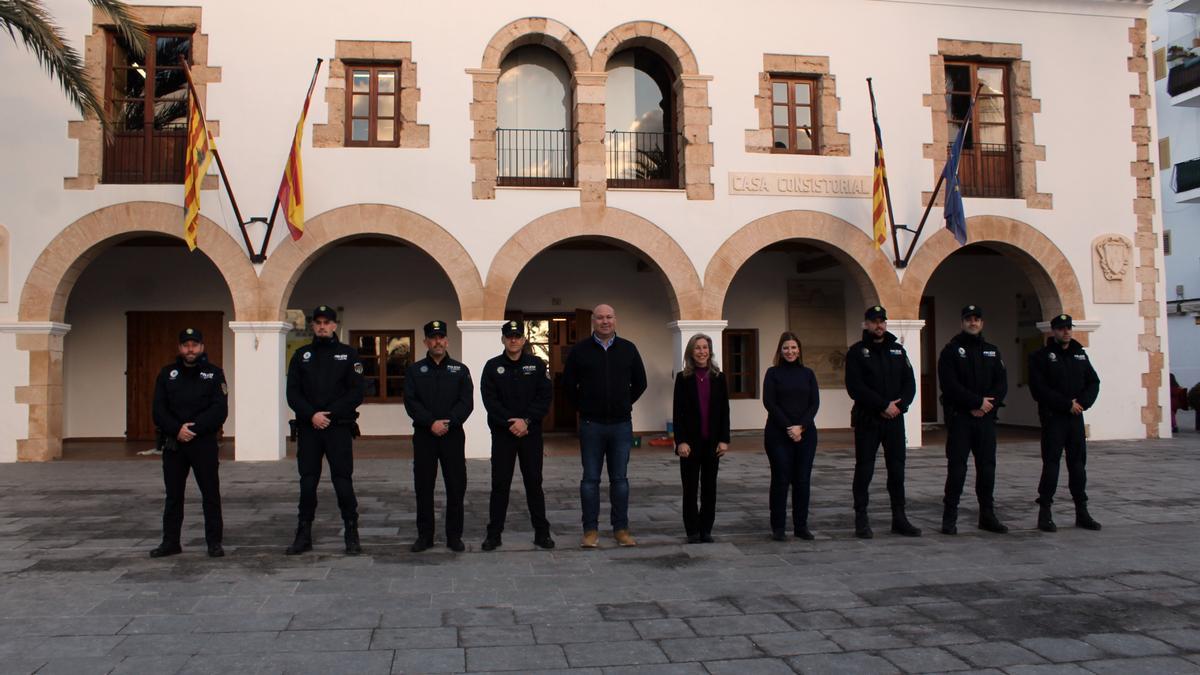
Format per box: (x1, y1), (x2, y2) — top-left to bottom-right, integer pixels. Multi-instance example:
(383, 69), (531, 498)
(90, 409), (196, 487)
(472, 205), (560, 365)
(953, 142), (1015, 199)
(496, 128), (574, 187)
(606, 130), (680, 189)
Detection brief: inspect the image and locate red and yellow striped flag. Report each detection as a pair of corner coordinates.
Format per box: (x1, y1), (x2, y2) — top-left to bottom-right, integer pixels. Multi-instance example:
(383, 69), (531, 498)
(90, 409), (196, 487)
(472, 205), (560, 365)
(871, 118), (889, 250)
(277, 63), (321, 241)
(183, 90), (216, 251)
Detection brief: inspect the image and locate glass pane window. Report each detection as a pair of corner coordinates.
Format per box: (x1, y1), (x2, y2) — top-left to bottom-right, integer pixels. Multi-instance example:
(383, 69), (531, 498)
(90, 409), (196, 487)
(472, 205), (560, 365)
(351, 330), (414, 402)
(345, 64), (402, 146)
(722, 330), (759, 399)
(768, 76), (818, 154)
(943, 61), (1015, 198)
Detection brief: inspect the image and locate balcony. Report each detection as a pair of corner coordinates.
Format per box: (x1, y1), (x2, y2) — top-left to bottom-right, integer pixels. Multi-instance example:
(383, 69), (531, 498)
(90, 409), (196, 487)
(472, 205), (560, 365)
(1168, 0), (1200, 14)
(103, 124), (188, 184)
(606, 130), (680, 189)
(1167, 32), (1200, 105)
(1172, 158), (1200, 203)
(496, 128), (574, 188)
(953, 142), (1015, 199)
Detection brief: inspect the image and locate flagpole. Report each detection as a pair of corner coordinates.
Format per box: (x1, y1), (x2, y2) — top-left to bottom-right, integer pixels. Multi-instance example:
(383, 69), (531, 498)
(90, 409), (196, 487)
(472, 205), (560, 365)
(898, 82), (983, 267)
(257, 58), (323, 261)
(180, 58), (256, 259)
(867, 78), (903, 267)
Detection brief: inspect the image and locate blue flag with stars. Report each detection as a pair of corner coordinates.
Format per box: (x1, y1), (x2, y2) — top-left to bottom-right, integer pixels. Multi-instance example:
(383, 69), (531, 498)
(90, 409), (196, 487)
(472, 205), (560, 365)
(943, 96), (977, 246)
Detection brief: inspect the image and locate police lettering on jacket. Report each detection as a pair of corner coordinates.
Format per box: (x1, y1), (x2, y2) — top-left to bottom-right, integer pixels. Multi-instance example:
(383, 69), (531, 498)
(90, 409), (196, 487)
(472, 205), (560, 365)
(844, 330), (916, 424)
(286, 336), (365, 424)
(403, 354), (474, 431)
(1028, 338), (1100, 418)
(153, 354), (228, 438)
(937, 331), (1008, 416)
(480, 352), (552, 432)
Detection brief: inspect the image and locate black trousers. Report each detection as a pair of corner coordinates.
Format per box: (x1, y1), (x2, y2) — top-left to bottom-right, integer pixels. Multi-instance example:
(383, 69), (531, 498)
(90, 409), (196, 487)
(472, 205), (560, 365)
(852, 416), (908, 512)
(1036, 414), (1088, 506)
(486, 430), (550, 537)
(943, 413), (997, 510)
(295, 424), (358, 523)
(765, 428), (818, 533)
(161, 437), (222, 546)
(679, 441), (720, 537)
(413, 427), (467, 541)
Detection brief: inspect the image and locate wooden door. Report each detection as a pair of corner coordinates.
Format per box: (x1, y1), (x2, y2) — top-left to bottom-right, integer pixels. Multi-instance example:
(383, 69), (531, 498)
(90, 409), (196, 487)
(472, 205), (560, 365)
(126, 311), (224, 440)
(919, 296), (938, 423)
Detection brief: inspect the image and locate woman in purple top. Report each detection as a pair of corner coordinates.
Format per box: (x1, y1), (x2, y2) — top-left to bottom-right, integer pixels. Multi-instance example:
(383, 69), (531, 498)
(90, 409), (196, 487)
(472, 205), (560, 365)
(672, 334), (730, 543)
(762, 331), (820, 541)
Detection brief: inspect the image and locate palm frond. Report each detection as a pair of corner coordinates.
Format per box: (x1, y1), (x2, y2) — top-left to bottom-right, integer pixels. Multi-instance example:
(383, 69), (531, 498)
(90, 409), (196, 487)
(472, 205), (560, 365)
(89, 0), (145, 59)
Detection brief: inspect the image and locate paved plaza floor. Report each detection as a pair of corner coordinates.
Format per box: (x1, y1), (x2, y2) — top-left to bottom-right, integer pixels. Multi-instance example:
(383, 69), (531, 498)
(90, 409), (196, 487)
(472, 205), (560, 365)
(1, 433), (1199, 674)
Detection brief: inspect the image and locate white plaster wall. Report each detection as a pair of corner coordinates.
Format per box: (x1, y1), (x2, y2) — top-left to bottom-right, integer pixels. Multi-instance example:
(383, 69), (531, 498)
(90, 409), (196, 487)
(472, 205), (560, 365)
(0, 0), (1161, 446)
(62, 246), (237, 438)
(287, 244), (461, 436)
(0, 332), (30, 462)
(507, 249), (675, 432)
(723, 251), (865, 432)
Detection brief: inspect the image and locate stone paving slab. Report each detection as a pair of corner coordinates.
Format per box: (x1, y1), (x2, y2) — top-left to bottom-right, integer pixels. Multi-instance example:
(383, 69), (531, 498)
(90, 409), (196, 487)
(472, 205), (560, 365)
(0, 436), (1198, 673)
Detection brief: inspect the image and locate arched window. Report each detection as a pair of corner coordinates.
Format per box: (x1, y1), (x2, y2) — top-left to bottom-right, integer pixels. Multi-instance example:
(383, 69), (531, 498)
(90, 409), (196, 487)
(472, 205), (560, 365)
(497, 45), (573, 186)
(605, 48), (677, 188)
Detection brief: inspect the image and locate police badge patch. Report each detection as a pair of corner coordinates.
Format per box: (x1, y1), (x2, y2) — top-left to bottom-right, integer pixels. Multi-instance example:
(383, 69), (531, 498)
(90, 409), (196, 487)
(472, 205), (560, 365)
(221, 382), (229, 395)
(303, 352), (312, 361)
(957, 347), (966, 357)
(1048, 352), (1057, 362)
(354, 362), (364, 374)
(169, 369), (179, 379)
(420, 365), (428, 373)
(497, 366), (505, 374)
(861, 348), (870, 357)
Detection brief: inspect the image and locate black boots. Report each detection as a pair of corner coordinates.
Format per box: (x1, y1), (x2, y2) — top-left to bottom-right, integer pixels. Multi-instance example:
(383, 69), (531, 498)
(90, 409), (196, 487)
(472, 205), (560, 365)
(343, 520), (362, 555)
(854, 510), (873, 539)
(207, 543), (225, 558)
(1075, 503), (1102, 530)
(1037, 504), (1057, 532)
(978, 509), (1009, 534)
(890, 509), (922, 537)
(482, 533), (502, 551)
(941, 506), (958, 535)
(534, 531), (556, 549)
(149, 542), (182, 558)
(410, 537), (434, 553)
(285, 521), (313, 555)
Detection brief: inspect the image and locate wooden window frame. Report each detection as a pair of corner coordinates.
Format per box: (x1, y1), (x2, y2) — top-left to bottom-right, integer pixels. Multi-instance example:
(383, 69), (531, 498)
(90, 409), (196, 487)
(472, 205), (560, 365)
(722, 329), (759, 400)
(768, 75), (820, 155)
(944, 59), (1015, 198)
(102, 29), (194, 184)
(343, 62), (402, 148)
(350, 329), (415, 403)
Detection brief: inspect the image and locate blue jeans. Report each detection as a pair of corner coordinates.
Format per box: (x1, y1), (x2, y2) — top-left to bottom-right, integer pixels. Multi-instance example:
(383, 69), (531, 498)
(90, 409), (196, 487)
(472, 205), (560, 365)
(579, 419), (632, 531)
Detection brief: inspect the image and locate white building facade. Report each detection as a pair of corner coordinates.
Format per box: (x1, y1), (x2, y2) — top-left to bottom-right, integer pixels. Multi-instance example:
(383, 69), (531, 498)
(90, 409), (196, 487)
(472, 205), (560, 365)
(0, 0), (1169, 462)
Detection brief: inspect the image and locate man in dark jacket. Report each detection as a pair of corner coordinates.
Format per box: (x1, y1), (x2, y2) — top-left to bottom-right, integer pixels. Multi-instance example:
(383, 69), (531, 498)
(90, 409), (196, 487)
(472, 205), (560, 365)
(150, 328), (228, 558)
(561, 304), (647, 548)
(938, 304), (1009, 535)
(1029, 314), (1102, 532)
(405, 320), (474, 552)
(844, 306), (919, 539)
(285, 305), (365, 556)
(480, 320), (554, 551)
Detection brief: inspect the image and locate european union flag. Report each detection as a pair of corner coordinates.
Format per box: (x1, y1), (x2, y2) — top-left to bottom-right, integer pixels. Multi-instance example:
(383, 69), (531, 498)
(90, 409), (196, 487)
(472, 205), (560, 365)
(943, 97), (976, 246)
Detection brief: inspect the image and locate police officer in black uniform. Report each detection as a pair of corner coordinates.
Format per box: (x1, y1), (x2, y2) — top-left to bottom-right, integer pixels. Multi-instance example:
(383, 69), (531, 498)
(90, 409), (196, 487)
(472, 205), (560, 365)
(285, 305), (365, 556)
(150, 328), (228, 558)
(938, 304), (1009, 535)
(1029, 314), (1102, 532)
(480, 320), (555, 551)
(845, 306), (920, 539)
(404, 320), (474, 552)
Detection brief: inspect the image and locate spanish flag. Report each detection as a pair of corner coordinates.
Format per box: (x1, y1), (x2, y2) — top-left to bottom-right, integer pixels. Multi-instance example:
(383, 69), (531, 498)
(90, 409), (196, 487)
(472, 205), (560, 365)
(277, 61), (322, 241)
(183, 86), (215, 251)
(870, 116), (889, 250)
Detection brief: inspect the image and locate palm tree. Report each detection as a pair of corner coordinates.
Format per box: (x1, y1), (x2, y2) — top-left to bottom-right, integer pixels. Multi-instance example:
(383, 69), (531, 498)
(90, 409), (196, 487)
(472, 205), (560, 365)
(1, 0), (147, 133)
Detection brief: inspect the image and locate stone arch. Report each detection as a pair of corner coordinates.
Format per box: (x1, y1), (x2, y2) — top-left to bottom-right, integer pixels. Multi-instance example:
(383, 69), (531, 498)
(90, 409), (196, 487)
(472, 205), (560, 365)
(19, 202), (258, 322)
(703, 210), (901, 319)
(258, 204), (485, 321)
(592, 21), (699, 75)
(483, 207), (703, 321)
(898, 215), (1085, 320)
(481, 17), (591, 73)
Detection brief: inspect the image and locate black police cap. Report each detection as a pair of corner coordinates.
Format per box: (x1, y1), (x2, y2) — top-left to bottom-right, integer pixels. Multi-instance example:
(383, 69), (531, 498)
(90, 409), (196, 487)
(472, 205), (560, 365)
(961, 304), (984, 319)
(501, 320), (524, 338)
(1050, 314), (1073, 329)
(312, 305), (338, 322)
(424, 320), (447, 338)
(864, 305), (887, 321)
(178, 328), (203, 344)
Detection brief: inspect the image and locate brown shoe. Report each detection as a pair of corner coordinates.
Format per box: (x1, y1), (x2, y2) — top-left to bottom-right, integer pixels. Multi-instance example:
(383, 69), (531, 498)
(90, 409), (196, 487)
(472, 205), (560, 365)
(580, 530), (599, 549)
(614, 529), (637, 547)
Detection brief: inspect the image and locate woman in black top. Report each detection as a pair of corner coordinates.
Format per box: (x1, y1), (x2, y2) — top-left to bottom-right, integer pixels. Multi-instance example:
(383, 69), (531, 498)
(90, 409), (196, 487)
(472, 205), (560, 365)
(762, 331), (820, 541)
(672, 333), (730, 543)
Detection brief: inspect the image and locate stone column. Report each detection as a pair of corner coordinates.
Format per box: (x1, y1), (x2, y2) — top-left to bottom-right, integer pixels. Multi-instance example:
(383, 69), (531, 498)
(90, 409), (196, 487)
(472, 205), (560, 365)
(667, 320), (728, 378)
(887, 319), (925, 449)
(457, 320), (507, 459)
(0, 322), (70, 462)
(574, 71), (608, 209)
(229, 321), (291, 461)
